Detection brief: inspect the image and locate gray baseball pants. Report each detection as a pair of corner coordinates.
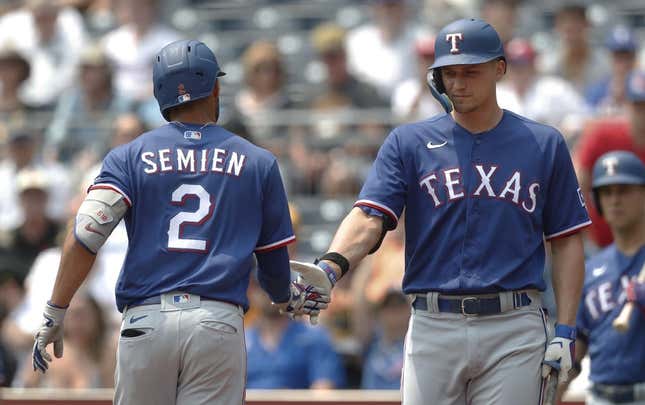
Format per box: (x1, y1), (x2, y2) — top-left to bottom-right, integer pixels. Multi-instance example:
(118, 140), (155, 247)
(114, 292), (246, 405)
(402, 290), (549, 405)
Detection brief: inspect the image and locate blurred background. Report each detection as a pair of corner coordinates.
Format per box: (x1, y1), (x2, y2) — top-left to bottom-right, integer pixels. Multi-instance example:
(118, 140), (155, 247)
(0, 0), (644, 401)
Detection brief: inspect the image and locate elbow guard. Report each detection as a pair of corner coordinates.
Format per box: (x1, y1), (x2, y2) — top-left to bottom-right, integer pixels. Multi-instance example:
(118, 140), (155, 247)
(75, 188), (129, 254)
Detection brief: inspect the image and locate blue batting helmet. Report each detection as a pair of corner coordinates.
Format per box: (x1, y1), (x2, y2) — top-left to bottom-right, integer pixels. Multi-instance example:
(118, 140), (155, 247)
(153, 39), (225, 121)
(430, 18), (505, 70)
(592, 151), (645, 215)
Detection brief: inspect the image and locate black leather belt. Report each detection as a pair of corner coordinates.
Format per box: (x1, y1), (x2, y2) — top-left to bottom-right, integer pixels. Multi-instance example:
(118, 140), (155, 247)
(412, 292), (532, 315)
(592, 383), (641, 403)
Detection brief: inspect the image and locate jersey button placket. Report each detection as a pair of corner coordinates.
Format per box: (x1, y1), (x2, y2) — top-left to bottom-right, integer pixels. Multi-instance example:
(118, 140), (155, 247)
(464, 138), (481, 282)
(458, 136), (476, 288)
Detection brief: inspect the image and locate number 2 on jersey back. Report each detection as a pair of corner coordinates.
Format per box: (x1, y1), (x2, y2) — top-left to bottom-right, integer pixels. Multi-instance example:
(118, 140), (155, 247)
(167, 184), (214, 252)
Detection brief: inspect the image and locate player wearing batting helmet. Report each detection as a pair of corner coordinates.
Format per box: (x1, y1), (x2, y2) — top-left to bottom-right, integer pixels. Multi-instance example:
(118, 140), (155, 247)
(31, 40), (327, 405)
(563, 151), (645, 404)
(293, 18), (590, 404)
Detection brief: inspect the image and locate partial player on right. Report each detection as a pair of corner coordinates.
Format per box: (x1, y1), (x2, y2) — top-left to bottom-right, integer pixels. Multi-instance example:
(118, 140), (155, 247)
(565, 151), (645, 405)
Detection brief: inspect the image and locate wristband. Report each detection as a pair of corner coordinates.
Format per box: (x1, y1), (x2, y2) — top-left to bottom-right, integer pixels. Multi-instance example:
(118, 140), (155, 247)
(554, 323), (577, 340)
(317, 261), (338, 287)
(315, 252), (349, 277)
(47, 301), (69, 309)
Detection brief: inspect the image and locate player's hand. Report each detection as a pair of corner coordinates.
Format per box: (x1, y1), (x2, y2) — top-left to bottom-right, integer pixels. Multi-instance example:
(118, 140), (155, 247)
(626, 280), (645, 307)
(542, 324), (576, 384)
(290, 260), (337, 325)
(290, 260), (336, 296)
(273, 281), (330, 325)
(32, 301), (68, 373)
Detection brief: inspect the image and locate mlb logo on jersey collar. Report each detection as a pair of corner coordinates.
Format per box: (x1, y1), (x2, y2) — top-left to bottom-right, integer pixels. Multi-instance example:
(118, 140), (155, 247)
(184, 130), (202, 140)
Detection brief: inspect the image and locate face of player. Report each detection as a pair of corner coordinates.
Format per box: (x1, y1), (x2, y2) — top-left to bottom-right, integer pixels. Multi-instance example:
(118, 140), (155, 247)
(598, 184), (645, 230)
(442, 60), (505, 114)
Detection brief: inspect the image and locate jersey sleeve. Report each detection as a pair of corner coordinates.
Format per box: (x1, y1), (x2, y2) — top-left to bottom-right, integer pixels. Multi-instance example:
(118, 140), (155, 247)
(90, 145), (133, 206)
(543, 134), (591, 240)
(255, 160), (295, 253)
(355, 129), (407, 230)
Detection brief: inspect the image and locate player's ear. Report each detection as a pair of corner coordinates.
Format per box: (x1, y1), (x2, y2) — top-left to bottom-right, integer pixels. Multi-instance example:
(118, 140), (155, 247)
(495, 58), (506, 81)
(212, 80), (220, 98)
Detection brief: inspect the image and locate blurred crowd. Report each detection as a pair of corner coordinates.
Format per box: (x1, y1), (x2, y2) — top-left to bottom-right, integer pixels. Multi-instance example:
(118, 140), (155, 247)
(0, 0), (644, 394)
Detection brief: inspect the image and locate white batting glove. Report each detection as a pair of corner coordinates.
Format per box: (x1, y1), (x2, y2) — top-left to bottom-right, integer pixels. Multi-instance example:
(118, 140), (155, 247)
(32, 301), (68, 373)
(542, 324), (577, 384)
(274, 281), (330, 325)
(290, 260), (337, 325)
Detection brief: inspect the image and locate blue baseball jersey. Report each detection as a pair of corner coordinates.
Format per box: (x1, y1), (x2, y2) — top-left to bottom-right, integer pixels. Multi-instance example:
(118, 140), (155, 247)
(90, 122), (294, 312)
(356, 110), (590, 293)
(576, 244), (645, 384)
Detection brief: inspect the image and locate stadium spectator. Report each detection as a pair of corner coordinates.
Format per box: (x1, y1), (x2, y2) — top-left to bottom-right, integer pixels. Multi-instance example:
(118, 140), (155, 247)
(245, 273), (346, 389)
(497, 37), (588, 137)
(480, 0), (520, 44)
(0, 131), (71, 231)
(391, 36), (443, 123)
(234, 40), (296, 141)
(539, 3), (610, 93)
(46, 44), (130, 164)
(101, 0), (180, 103)
(585, 25), (639, 117)
(0, 0), (87, 107)
(20, 292), (112, 388)
(0, 257), (24, 387)
(0, 168), (60, 273)
(280, 133), (327, 195)
(346, 0), (430, 98)
(0, 44), (32, 128)
(108, 113), (145, 151)
(310, 23), (387, 110)
(360, 289), (408, 389)
(574, 70), (645, 248)
(319, 153), (363, 198)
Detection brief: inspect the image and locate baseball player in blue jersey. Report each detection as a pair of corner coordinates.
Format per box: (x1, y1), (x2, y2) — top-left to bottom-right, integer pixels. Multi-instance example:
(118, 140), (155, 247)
(31, 40), (325, 405)
(292, 18), (590, 404)
(566, 151), (645, 405)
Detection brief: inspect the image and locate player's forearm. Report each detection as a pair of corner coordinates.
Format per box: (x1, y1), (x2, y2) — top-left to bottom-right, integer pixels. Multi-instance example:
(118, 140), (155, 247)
(550, 233), (585, 325)
(323, 207), (384, 278)
(49, 231), (97, 307)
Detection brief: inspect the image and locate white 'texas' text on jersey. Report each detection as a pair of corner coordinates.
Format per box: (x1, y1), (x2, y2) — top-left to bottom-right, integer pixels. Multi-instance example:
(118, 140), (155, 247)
(419, 164), (539, 213)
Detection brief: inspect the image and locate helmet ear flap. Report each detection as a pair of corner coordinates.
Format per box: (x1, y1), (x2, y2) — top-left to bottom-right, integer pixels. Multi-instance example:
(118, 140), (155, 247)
(426, 68), (452, 113)
(432, 69), (446, 94)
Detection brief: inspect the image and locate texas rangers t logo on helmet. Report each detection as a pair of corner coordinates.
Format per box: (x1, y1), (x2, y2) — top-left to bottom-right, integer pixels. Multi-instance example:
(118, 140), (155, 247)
(602, 156), (619, 176)
(446, 33), (463, 54)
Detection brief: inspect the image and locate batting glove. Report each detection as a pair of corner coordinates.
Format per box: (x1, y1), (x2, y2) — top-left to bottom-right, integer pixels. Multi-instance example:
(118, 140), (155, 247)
(542, 324), (576, 384)
(274, 281), (330, 325)
(626, 280), (645, 308)
(290, 260), (337, 325)
(32, 301), (68, 373)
